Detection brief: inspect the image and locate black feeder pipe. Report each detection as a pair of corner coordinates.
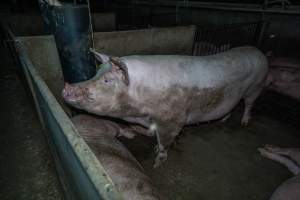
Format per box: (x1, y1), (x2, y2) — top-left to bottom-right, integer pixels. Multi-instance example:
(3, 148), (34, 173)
(39, 1), (96, 83)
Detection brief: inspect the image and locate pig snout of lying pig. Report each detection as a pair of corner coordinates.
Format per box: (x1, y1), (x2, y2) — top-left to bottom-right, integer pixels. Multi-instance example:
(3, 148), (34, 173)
(258, 145), (300, 200)
(266, 57), (300, 101)
(71, 114), (161, 200)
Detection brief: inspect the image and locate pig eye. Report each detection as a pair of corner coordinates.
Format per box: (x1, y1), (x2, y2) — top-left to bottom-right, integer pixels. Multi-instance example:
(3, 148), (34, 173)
(103, 78), (113, 85)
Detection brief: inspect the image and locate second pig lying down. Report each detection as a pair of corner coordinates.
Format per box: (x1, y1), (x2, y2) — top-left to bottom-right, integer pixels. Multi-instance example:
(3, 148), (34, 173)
(266, 57), (300, 101)
(71, 114), (161, 200)
(258, 145), (300, 200)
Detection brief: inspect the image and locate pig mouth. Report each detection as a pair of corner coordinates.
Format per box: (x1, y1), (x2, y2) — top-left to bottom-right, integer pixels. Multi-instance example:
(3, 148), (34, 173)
(62, 84), (92, 104)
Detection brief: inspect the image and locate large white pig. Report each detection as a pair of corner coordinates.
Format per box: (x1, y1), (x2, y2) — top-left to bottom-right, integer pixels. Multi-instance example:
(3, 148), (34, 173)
(63, 46), (268, 167)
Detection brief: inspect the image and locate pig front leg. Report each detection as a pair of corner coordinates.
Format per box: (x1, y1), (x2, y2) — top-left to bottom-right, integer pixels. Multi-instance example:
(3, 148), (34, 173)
(151, 121), (183, 168)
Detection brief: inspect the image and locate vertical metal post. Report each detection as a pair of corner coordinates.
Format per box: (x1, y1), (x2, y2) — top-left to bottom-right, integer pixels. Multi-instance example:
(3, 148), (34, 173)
(38, 0), (96, 84)
(256, 20), (269, 49)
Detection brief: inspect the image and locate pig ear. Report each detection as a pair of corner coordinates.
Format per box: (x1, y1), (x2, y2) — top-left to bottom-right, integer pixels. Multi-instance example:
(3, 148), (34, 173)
(90, 48), (110, 63)
(110, 57), (130, 85)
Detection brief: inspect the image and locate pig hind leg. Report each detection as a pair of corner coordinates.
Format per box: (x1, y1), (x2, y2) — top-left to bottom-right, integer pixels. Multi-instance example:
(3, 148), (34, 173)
(264, 145), (300, 166)
(258, 147), (300, 175)
(241, 84), (264, 126)
(152, 122), (183, 168)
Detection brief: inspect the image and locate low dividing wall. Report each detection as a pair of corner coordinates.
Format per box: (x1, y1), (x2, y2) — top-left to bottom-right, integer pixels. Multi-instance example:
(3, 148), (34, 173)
(93, 25), (196, 56)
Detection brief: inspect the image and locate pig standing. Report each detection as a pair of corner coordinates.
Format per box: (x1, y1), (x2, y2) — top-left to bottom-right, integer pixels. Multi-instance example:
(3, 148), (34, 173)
(71, 114), (161, 200)
(258, 145), (300, 200)
(63, 46), (268, 167)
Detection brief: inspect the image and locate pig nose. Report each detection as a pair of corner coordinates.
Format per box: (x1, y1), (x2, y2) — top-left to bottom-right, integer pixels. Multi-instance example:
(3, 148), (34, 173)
(62, 83), (87, 102)
(62, 82), (73, 98)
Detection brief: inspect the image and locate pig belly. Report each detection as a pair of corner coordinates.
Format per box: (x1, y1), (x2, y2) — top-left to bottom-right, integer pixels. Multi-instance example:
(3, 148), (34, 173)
(186, 96), (240, 123)
(186, 86), (245, 124)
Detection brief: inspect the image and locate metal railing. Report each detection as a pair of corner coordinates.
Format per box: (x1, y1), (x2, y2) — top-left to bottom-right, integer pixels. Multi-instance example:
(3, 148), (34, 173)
(193, 21), (266, 56)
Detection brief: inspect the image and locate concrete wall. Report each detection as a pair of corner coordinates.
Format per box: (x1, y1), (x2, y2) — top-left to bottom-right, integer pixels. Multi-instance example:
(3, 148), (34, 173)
(1, 14), (45, 36)
(92, 12), (116, 32)
(19, 36), (66, 110)
(93, 25), (196, 56)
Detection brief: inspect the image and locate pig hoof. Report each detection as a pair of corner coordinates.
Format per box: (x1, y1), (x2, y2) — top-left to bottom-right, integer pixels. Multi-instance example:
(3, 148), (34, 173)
(172, 138), (181, 147)
(241, 119), (249, 126)
(258, 147), (272, 158)
(258, 147), (281, 159)
(258, 147), (267, 154)
(153, 150), (168, 168)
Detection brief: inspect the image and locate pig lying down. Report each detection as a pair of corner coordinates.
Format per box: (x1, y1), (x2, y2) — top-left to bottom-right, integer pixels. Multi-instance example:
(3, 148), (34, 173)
(63, 46), (268, 167)
(258, 145), (300, 200)
(72, 114), (161, 200)
(267, 57), (300, 101)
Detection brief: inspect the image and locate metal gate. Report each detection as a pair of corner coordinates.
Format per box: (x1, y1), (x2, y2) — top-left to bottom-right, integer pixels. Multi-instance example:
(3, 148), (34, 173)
(193, 21), (267, 56)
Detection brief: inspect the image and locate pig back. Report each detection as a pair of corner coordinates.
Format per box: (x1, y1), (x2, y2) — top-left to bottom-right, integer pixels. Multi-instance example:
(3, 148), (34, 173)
(122, 46), (268, 91)
(71, 115), (161, 200)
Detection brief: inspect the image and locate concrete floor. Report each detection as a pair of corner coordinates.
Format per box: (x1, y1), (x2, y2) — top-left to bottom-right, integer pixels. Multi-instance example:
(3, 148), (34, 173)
(0, 43), (63, 199)
(122, 91), (300, 200)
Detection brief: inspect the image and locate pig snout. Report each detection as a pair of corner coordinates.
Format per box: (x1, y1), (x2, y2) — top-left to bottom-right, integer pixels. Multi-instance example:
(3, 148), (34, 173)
(62, 83), (90, 103)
